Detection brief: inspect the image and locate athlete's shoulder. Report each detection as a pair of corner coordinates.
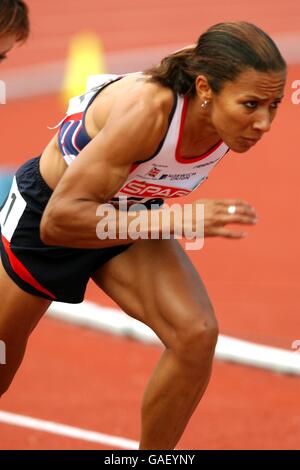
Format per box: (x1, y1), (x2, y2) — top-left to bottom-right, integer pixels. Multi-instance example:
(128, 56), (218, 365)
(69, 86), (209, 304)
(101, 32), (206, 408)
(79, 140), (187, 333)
(110, 74), (175, 136)
(130, 74), (175, 117)
(90, 73), (176, 163)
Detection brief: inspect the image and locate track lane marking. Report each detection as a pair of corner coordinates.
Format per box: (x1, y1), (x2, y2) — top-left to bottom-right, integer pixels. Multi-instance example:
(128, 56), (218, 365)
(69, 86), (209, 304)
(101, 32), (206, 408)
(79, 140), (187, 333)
(0, 410), (139, 449)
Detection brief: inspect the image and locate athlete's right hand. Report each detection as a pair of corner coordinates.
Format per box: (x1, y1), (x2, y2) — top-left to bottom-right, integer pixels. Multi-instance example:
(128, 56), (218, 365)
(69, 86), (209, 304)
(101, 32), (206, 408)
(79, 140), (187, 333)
(177, 198), (258, 239)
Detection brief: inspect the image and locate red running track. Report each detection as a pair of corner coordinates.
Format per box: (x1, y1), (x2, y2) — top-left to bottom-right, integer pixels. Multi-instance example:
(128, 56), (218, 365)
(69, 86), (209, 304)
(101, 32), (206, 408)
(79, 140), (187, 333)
(2, 0), (300, 69)
(1, 317), (300, 449)
(0, 0), (300, 449)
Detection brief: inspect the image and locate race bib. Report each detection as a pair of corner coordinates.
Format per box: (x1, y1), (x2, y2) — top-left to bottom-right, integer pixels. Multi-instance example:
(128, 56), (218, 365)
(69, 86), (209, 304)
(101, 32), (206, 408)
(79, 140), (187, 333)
(0, 176), (27, 241)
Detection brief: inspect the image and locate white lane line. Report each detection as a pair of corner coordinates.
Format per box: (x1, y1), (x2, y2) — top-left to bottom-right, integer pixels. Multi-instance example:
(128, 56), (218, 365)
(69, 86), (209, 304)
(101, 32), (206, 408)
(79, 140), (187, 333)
(48, 301), (300, 376)
(0, 410), (139, 450)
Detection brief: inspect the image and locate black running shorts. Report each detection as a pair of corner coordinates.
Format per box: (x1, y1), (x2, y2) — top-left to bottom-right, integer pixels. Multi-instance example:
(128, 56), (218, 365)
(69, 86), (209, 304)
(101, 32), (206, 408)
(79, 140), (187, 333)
(0, 157), (132, 303)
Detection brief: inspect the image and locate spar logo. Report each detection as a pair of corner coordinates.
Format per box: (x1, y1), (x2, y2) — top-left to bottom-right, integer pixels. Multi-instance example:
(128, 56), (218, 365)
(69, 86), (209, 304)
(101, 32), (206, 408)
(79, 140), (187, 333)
(119, 180), (190, 198)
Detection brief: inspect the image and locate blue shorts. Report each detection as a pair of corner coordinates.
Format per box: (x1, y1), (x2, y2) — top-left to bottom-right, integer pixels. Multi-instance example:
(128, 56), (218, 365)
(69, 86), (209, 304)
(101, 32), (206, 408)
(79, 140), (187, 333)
(0, 157), (131, 303)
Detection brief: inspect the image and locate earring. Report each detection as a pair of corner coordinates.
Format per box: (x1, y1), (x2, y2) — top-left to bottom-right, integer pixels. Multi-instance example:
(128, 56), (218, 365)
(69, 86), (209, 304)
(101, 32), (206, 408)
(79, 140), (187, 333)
(201, 100), (209, 109)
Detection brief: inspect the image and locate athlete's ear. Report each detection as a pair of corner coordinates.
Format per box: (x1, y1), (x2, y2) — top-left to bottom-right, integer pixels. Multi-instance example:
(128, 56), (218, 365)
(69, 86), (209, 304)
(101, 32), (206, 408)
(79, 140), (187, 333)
(194, 75), (213, 102)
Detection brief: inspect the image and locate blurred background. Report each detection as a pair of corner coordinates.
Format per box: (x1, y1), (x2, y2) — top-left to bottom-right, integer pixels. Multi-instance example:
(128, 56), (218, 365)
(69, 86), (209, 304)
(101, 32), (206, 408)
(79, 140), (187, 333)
(0, 0), (300, 450)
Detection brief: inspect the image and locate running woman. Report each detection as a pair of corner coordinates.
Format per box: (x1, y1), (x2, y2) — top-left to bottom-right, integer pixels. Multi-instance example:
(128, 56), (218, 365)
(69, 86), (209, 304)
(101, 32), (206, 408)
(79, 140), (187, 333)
(0, 22), (286, 449)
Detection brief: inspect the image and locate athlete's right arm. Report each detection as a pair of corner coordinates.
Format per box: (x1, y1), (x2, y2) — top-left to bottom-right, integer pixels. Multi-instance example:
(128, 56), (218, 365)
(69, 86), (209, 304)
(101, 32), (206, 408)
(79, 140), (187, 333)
(40, 86), (173, 248)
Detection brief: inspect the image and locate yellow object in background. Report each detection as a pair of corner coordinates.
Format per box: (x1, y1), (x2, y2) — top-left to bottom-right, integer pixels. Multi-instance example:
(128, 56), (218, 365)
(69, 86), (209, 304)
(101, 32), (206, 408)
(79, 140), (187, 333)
(61, 32), (107, 106)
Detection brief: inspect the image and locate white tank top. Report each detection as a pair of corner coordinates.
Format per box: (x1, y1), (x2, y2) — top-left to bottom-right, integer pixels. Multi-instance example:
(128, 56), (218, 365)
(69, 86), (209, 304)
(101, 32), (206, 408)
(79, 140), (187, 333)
(59, 73), (230, 209)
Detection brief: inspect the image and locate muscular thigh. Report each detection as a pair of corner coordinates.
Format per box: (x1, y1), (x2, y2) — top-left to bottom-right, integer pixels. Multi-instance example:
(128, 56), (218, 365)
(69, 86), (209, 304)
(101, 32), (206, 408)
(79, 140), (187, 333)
(0, 261), (51, 340)
(92, 239), (217, 347)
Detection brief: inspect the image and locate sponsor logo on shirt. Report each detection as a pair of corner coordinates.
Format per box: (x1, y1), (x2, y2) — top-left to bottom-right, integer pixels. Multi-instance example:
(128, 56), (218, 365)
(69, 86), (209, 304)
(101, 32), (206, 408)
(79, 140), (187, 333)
(159, 172), (197, 181)
(119, 179), (191, 198)
(145, 167), (161, 178)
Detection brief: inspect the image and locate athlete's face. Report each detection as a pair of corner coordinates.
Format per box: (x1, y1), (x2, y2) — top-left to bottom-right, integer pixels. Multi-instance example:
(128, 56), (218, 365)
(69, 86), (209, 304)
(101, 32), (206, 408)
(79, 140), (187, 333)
(209, 68), (286, 152)
(0, 34), (17, 63)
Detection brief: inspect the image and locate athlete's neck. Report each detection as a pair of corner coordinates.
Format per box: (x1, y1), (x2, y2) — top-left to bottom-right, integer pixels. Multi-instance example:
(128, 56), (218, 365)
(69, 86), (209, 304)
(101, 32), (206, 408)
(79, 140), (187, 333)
(183, 95), (220, 148)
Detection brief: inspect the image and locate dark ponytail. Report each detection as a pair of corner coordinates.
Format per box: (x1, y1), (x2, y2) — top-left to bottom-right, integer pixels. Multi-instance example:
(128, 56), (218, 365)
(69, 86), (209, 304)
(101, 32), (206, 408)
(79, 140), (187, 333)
(145, 21), (286, 97)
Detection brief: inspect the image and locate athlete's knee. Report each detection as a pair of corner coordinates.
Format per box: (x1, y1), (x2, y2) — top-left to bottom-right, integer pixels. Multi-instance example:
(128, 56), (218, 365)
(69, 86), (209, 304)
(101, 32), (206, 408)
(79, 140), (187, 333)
(174, 311), (219, 365)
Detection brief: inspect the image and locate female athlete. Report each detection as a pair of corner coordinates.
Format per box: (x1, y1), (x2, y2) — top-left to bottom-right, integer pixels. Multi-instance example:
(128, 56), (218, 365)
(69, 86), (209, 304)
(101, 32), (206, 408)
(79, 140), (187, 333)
(0, 22), (286, 449)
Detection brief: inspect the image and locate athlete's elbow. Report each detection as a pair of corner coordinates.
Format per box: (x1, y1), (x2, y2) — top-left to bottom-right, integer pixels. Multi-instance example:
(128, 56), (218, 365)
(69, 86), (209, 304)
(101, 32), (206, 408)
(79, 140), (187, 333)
(40, 206), (66, 246)
(40, 223), (61, 246)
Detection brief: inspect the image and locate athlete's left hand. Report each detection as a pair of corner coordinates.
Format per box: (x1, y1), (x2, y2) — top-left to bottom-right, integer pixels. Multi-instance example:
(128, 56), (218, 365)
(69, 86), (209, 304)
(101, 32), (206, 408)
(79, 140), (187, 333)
(196, 198), (258, 239)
